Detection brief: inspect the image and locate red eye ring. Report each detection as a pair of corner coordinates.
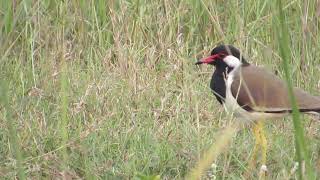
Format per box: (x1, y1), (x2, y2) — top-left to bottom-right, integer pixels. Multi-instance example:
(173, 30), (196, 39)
(218, 52), (228, 58)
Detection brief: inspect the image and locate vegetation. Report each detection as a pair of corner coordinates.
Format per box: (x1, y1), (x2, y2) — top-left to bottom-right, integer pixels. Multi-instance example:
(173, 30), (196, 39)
(1, 0), (320, 179)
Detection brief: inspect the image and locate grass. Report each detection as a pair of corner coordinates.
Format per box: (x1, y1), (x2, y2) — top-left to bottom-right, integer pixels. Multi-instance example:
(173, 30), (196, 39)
(1, 0), (320, 179)
(277, 1), (314, 179)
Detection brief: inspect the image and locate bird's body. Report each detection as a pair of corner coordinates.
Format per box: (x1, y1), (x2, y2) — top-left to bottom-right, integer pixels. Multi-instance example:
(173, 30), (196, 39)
(214, 64), (320, 122)
(196, 45), (320, 175)
(198, 45), (320, 122)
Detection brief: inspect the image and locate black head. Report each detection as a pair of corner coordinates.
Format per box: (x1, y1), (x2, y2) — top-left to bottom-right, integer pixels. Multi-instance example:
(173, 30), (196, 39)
(196, 45), (250, 68)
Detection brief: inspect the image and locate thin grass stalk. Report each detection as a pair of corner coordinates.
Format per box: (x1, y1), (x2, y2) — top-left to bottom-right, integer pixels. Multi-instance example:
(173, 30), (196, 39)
(59, 62), (69, 170)
(186, 123), (238, 179)
(57, 0), (70, 171)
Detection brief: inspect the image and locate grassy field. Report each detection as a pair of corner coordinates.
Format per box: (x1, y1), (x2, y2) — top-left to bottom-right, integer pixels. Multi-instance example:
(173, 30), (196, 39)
(1, 0), (320, 179)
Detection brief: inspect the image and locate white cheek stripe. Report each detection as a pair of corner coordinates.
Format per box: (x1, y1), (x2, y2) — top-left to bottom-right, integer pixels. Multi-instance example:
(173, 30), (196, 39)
(224, 55), (242, 68)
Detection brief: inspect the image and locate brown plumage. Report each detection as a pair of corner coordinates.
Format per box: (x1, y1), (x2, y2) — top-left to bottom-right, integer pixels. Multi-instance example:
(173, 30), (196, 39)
(231, 65), (320, 113)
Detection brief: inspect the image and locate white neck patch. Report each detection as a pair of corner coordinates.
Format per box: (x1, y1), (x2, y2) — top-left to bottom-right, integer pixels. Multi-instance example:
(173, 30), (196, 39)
(223, 55), (242, 68)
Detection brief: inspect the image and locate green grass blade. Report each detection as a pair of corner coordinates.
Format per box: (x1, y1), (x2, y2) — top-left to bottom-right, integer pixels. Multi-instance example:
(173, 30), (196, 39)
(276, 1), (315, 179)
(0, 81), (26, 179)
(2, 0), (13, 34)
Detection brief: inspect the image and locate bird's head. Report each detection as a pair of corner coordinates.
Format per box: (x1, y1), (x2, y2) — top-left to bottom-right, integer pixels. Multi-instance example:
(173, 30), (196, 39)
(196, 45), (250, 69)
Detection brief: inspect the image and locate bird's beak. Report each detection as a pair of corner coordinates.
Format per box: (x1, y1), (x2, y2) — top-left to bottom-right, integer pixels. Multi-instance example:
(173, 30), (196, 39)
(195, 54), (220, 65)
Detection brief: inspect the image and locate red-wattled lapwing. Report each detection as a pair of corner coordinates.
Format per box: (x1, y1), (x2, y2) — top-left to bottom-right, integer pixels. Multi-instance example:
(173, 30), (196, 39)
(196, 44), (320, 174)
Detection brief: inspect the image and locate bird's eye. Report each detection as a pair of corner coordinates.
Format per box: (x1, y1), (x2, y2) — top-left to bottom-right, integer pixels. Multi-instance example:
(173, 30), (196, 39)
(218, 52), (227, 59)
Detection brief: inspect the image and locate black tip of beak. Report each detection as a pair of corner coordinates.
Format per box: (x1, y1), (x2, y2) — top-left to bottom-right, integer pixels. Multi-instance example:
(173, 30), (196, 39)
(195, 61), (203, 65)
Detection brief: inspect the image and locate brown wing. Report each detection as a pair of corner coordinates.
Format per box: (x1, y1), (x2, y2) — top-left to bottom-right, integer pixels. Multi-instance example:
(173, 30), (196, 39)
(231, 65), (320, 112)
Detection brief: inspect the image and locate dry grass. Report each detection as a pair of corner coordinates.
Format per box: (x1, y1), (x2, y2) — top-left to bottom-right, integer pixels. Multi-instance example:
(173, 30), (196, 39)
(1, 0), (320, 179)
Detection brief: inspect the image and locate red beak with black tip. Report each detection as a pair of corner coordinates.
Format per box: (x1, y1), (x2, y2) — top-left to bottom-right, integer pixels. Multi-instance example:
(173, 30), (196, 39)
(195, 54), (220, 65)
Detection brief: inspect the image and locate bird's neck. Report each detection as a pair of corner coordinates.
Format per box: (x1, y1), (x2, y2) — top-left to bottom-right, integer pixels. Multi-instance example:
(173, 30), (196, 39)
(215, 66), (235, 77)
(210, 65), (244, 104)
(210, 68), (228, 104)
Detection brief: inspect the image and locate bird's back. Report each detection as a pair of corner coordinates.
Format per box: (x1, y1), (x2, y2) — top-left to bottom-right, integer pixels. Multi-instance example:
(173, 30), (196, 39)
(231, 65), (320, 113)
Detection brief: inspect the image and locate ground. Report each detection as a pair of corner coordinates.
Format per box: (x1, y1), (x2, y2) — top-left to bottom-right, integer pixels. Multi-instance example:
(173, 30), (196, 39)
(1, 0), (320, 179)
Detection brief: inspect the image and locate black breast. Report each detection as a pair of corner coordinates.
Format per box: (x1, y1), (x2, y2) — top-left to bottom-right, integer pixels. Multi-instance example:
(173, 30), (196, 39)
(210, 70), (226, 104)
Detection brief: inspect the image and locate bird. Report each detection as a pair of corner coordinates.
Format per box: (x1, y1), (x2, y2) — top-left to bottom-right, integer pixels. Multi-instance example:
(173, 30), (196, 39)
(195, 44), (320, 176)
